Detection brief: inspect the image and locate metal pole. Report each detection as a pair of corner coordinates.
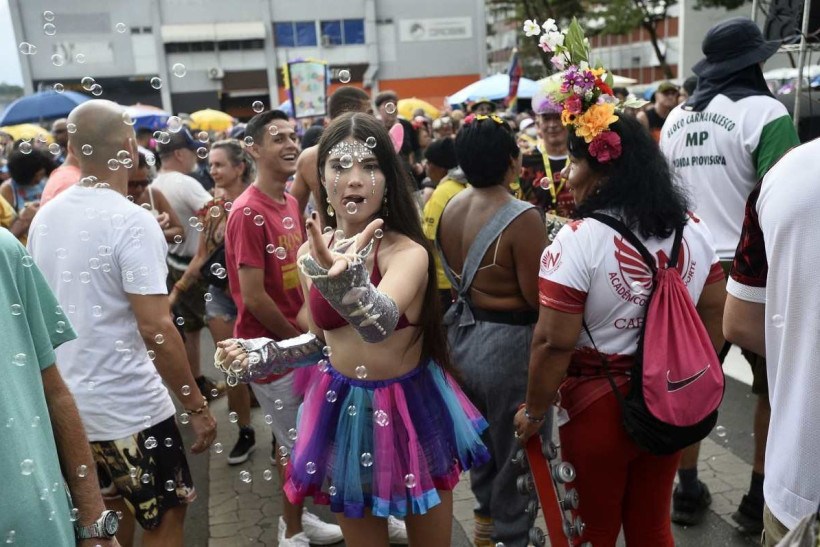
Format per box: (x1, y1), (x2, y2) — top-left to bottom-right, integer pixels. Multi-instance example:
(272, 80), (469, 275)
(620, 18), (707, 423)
(793, 0), (813, 133)
(751, 0), (759, 24)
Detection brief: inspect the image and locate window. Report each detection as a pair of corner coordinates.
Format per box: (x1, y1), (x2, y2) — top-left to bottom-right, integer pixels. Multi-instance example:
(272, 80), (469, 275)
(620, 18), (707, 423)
(275, 21), (317, 47)
(343, 19), (364, 44)
(321, 21), (342, 45)
(274, 22), (295, 47)
(295, 21), (317, 46)
(319, 19), (365, 46)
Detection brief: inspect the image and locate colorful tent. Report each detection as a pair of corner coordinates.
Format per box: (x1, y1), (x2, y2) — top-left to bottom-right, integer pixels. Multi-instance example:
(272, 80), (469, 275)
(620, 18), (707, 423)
(397, 98), (440, 120)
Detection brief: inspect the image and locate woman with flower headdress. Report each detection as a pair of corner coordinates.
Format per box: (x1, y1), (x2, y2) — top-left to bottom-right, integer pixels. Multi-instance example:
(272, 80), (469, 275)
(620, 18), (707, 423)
(513, 19), (727, 546)
(215, 112), (490, 546)
(437, 112), (548, 547)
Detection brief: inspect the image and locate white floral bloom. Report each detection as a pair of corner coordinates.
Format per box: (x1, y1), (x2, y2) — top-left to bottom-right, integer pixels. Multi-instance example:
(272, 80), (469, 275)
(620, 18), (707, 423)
(523, 19), (541, 37)
(542, 18), (558, 33)
(551, 55), (567, 71)
(598, 94), (619, 105)
(547, 31), (565, 49)
(538, 34), (552, 52)
(578, 61), (590, 72)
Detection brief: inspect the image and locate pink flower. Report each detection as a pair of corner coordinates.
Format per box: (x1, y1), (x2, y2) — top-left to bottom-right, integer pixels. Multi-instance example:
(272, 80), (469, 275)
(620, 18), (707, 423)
(564, 95), (583, 115)
(588, 131), (622, 163)
(551, 55), (567, 71)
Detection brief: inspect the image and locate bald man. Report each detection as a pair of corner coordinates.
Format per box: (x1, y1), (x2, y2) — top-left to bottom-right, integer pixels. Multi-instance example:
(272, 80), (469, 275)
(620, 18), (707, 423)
(28, 100), (216, 547)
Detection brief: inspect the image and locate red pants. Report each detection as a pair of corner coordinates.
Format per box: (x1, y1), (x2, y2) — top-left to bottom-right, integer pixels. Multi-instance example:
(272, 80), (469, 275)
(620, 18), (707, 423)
(559, 389), (681, 547)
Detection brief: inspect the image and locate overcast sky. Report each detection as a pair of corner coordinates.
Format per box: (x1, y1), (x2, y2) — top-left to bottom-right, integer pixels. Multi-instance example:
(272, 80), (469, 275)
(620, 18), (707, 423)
(1, 1), (25, 86)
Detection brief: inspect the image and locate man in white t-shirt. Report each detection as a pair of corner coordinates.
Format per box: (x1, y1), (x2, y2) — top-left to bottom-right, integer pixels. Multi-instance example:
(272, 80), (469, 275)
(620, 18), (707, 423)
(28, 99), (216, 546)
(659, 17), (799, 530)
(724, 139), (820, 546)
(150, 130), (217, 398)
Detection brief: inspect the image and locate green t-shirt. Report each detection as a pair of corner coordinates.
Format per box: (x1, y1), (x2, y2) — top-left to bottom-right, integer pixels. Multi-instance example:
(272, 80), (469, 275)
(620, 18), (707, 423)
(0, 227), (77, 546)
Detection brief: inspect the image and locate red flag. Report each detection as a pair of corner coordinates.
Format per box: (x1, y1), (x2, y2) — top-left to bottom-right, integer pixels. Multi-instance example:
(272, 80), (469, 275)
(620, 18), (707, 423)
(505, 48), (522, 109)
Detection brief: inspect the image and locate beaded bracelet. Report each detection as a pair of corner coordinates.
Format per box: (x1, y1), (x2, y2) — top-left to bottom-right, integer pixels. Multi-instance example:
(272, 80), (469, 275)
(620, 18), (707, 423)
(185, 397), (208, 415)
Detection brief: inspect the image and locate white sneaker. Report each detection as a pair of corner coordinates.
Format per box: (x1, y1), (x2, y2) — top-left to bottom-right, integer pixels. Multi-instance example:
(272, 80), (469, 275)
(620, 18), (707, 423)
(387, 515), (409, 544)
(277, 517), (310, 547)
(301, 510), (344, 545)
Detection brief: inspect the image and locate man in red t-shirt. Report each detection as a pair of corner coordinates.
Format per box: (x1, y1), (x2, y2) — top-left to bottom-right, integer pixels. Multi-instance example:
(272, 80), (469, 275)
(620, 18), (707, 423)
(224, 110), (342, 547)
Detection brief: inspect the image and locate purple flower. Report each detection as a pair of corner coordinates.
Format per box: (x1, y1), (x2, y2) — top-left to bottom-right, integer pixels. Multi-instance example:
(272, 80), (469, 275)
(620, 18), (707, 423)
(562, 66), (581, 93)
(577, 70), (596, 92)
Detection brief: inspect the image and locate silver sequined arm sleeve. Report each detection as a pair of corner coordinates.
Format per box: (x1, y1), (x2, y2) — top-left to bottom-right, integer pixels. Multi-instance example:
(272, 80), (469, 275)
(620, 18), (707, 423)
(298, 252), (400, 343)
(214, 333), (325, 384)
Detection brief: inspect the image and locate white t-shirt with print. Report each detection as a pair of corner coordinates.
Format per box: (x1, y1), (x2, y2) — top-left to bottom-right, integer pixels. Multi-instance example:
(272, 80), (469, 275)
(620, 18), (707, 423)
(538, 214), (723, 357)
(151, 170), (212, 261)
(727, 140), (820, 530)
(28, 185), (176, 441)
(660, 95), (798, 259)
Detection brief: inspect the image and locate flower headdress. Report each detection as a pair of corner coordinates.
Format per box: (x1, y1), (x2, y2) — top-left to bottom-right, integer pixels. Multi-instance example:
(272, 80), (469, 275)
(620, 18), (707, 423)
(524, 18), (645, 163)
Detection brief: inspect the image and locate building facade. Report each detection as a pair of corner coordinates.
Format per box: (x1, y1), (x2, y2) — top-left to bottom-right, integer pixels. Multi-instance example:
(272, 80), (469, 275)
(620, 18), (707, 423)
(10, 0), (487, 118)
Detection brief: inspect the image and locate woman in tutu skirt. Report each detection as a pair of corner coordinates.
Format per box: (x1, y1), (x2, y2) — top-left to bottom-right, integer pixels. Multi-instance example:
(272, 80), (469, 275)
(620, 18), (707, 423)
(217, 112), (489, 546)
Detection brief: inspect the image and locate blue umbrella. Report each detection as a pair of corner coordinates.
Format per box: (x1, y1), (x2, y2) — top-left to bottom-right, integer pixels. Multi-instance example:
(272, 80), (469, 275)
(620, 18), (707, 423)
(124, 104), (170, 131)
(0, 90), (90, 126)
(446, 74), (538, 105)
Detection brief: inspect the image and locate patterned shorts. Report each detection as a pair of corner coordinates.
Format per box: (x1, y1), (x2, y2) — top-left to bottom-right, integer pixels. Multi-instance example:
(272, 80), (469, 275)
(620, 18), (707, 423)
(91, 416), (195, 530)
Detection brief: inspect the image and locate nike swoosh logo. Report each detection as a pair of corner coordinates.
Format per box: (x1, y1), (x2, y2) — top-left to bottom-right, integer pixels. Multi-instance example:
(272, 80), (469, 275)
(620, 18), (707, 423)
(666, 365), (710, 392)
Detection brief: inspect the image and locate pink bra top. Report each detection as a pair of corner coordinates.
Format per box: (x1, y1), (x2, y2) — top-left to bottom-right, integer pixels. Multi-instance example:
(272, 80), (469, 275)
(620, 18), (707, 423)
(309, 238), (418, 332)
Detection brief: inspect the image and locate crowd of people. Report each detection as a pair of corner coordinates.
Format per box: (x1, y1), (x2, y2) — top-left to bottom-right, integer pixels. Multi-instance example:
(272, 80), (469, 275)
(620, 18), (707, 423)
(3, 13), (819, 547)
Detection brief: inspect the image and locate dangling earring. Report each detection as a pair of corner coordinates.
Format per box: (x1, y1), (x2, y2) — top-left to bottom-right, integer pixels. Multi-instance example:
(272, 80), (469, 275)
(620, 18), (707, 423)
(370, 170), (376, 196)
(326, 198), (335, 217)
(382, 192), (388, 217)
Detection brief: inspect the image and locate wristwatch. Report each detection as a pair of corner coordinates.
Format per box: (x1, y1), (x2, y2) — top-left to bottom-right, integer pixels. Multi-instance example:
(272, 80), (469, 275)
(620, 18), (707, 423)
(75, 509), (119, 540)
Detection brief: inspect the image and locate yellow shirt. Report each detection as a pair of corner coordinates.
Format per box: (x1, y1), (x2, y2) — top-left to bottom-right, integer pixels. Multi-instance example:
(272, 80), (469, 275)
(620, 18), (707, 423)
(422, 177), (468, 290)
(0, 194), (15, 230)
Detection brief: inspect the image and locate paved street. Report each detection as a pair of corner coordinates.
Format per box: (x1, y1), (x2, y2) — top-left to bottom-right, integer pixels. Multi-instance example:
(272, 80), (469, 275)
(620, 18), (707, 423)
(174, 337), (762, 546)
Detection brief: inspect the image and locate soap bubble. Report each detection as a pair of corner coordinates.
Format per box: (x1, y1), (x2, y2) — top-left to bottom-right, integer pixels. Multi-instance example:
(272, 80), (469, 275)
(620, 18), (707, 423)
(328, 485), (337, 496)
(338, 69), (351, 83)
(771, 314), (784, 328)
(322, 346), (332, 357)
(197, 147), (208, 159)
(181, 384), (191, 396)
(347, 405), (358, 416)
(355, 365), (368, 379)
(325, 390), (337, 403)
(374, 410), (389, 427)
(81, 76), (95, 91)
(12, 353), (27, 366)
(115, 22), (127, 33)
(167, 116), (183, 133)
(18, 141), (33, 154)
(287, 428), (298, 441)
(164, 437), (173, 448)
(53, 83), (64, 93)
(43, 11), (55, 21)
(77, 465), (88, 478)
(283, 217), (295, 230)
(715, 425), (727, 438)
(263, 469), (273, 481)
(90, 84), (103, 96)
(274, 399), (284, 411)
(51, 53), (64, 66)
(374, 228), (384, 239)
(345, 202), (358, 215)
(150, 77), (162, 89)
(20, 459), (34, 475)
(365, 136), (377, 148)
(82, 144), (93, 156)
(252, 100), (265, 113)
(266, 244), (276, 254)
(360, 452), (373, 467)
(165, 480), (175, 491)
(244, 136), (254, 147)
(144, 436), (157, 449)
(19, 42), (37, 55)
(384, 102), (396, 114)
(340, 154), (354, 169)
(274, 247), (287, 260)
(44, 23), (57, 36)
(305, 461), (317, 475)
(404, 473), (416, 488)
(253, 215), (264, 226)
(228, 412), (238, 423)
(172, 63), (186, 77)
(213, 442), (223, 454)
(154, 334), (165, 344)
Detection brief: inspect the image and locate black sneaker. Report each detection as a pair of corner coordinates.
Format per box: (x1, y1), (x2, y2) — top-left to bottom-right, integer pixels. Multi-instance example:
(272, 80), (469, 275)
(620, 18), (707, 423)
(671, 481), (712, 526)
(227, 427), (256, 465)
(196, 375), (226, 401)
(731, 494), (764, 535)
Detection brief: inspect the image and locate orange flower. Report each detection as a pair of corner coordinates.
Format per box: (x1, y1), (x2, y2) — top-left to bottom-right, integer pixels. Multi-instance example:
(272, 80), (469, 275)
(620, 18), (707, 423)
(575, 103), (619, 143)
(591, 67), (605, 78)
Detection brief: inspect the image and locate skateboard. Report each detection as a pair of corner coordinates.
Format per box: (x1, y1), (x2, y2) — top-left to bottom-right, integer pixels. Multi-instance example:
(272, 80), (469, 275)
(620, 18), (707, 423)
(514, 433), (589, 547)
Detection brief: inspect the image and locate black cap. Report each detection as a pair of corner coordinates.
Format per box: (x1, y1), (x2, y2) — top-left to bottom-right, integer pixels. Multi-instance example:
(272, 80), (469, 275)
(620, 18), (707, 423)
(155, 127), (199, 155)
(692, 18), (780, 79)
(424, 138), (458, 170)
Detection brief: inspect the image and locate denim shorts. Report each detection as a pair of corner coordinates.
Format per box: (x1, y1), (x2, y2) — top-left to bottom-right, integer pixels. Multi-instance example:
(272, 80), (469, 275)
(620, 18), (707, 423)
(204, 285), (237, 322)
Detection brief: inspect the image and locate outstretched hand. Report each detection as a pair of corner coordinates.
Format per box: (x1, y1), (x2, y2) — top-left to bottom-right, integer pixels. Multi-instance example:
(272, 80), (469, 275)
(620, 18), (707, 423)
(305, 211), (384, 277)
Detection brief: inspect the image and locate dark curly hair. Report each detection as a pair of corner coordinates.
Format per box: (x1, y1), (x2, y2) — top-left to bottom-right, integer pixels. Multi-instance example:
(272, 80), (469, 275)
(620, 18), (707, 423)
(454, 116), (519, 188)
(568, 113), (689, 239)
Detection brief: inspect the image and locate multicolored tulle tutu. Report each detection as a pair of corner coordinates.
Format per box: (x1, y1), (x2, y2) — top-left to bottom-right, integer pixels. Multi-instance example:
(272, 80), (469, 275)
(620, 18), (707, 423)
(283, 360), (490, 518)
